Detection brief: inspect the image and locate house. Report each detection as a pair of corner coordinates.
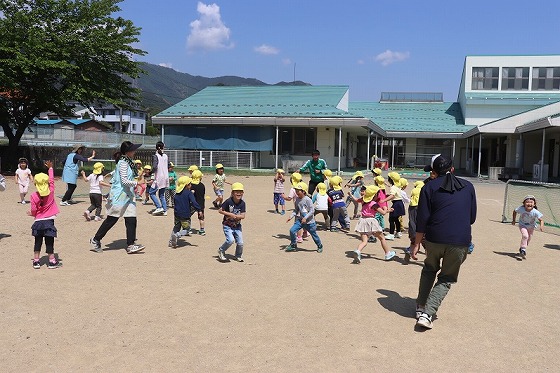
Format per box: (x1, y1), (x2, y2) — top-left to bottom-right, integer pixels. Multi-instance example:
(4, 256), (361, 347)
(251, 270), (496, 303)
(90, 103), (148, 134)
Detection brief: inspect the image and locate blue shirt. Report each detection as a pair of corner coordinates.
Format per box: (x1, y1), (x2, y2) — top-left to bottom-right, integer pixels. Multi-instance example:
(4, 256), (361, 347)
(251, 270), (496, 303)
(515, 206), (543, 229)
(416, 175), (477, 246)
(174, 189), (201, 219)
(327, 189), (345, 208)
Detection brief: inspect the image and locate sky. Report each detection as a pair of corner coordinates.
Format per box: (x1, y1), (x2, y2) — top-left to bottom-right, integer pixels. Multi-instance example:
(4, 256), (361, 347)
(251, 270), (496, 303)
(117, 0), (560, 102)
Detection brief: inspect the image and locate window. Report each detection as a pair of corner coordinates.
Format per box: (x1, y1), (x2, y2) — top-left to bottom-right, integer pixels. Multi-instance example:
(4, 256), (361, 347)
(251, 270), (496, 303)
(108, 110), (115, 115)
(132, 123), (137, 131)
(278, 127), (316, 155)
(471, 67), (499, 90)
(502, 67), (529, 90)
(532, 67), (560, 90)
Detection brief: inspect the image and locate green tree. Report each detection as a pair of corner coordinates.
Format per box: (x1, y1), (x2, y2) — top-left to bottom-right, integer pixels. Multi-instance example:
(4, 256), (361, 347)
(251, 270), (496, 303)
(0, 0), (146, 168)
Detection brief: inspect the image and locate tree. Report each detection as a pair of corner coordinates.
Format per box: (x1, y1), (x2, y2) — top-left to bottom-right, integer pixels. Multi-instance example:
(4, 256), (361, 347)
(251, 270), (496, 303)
(0, 0), (146, 169)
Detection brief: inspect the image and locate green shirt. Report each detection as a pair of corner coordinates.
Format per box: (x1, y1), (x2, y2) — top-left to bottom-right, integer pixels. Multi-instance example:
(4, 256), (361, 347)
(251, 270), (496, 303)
(168, 170), (177, 191)
(299, 158), (328, 183)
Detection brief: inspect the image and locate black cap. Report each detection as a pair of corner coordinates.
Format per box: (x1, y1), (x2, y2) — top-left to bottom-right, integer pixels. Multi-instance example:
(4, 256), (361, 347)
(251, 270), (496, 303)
(424, 154), (452, 174)
(120, 141), (141, 154)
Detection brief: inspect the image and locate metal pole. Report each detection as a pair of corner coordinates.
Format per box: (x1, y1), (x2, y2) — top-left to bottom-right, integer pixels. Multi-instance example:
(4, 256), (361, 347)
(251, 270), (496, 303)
(541, 128), (546, 181)
(375, 135), (378, 160)
(380, 138), (384, 163)
(338, 127), (342, 174)
(478, 134), (482, 178)
(275, 126), (279, 169)
(452, 139), (456, 159)
(366, 130), (371, 170)
(471, 136), (475, 174)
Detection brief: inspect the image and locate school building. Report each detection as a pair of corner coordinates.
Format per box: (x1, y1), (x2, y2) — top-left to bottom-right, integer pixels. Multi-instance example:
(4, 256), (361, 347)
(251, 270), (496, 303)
(152, 55), (560, 181)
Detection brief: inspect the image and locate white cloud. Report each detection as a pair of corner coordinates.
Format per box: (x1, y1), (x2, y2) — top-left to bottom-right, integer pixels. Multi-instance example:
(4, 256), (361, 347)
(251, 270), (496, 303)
(375, 50), (410, 66)
(357, 59), (365, 65)
(282, 58), (292, 65)
(158, 63), (173, 69)
(254, 44), (279, 55)
(187, 2), (233, 52)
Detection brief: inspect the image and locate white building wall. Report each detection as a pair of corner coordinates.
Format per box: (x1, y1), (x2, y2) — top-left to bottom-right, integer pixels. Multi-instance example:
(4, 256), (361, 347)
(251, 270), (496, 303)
(464, 104), (542, 126)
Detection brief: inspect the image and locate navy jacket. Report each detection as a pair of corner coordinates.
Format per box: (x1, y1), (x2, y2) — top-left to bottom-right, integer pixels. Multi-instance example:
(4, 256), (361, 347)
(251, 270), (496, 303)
(174, 189), (201, 219)
(416, 175), (477, 246)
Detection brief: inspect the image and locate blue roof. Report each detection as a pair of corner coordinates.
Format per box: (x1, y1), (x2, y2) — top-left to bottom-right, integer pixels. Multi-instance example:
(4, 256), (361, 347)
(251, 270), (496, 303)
(34, 119), (63, 125)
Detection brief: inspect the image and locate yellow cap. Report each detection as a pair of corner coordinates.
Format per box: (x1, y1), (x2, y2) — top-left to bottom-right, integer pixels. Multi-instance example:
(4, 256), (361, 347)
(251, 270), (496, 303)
(399, 178), (408, 188)
(191, 170), (203, 184)
(176, 176), (192, 193)
(93, 162), (104, 175)
(134, 159), (142, 164)
(276, 168), (285, 174)
(372, 168), (382, 176)
(231, 182), (244, 191)
(374, 175), (385, 187)
(143, 164), (152, 171)
(330, 175), (343, 190)
(215, 163), (224, 169)
(294, 181), (308, 194)
(323, 169), (333, 178)
(413, 180), (425, 188)
(188, 165), (198, 171)
(168, 161), (174, 168)
(317, 182), (327, 196)
(388, 172), (401, 183)
(352, 170), (364, 180)
(290, 172), (302, 187)
(363, 185), (380, 203)
(34, 173), (50, 197)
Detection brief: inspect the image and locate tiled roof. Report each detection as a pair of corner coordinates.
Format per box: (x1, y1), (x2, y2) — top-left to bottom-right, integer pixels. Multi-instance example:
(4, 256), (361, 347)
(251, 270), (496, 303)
(349, 102), (474, 134)
(154, 85), (361, 118)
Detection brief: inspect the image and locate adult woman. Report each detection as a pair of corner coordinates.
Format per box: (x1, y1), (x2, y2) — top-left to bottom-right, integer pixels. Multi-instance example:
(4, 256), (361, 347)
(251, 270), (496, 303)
(61, 145), (96, 205)
(89, 141), (145, 254)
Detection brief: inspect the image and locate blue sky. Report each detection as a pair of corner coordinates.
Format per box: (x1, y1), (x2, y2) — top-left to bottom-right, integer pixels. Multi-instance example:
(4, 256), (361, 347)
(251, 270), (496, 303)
(118, 0), (560, 102)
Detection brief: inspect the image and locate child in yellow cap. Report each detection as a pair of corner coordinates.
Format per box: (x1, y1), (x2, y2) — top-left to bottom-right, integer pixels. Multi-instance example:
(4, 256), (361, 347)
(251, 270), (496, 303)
(217, 182), (246, 262)
(165, 162), (177, 208)
(345, 171), (365, 219)
(285, 182), (323, 253)
(312, 182), (329, 229)
(169, 176), (202, 248)
(405, 180), (424, 260)
(273, 168), (286, 215)
(382, 172), (404, 240)
(141, 165), (154, 205)
(133, 160), (144, 200)
(190, 170), (206, 235)
(327, 175), (350, 231)
(29, 160), (62, 269)
(282, 172), (304, 242)
(212, 163), (229, 208)
(80, 162), (111, 221)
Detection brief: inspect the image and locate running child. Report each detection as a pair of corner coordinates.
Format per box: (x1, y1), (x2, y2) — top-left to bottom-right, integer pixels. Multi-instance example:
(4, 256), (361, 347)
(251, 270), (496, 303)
(212, 163), (229, 208)
(190, 169), (207, 235)
(348, 185), (395, 263)
(382, 172), (405, 240)
(405, 180), (424, 260)
(188, 165), (198, 175)
(15, 157), (33, 204)
(273, 168), (286, 214)
(327, 175), (350, 232)
(133, 160), (144, 200)
(374, 175), (389, 238)
(81, 162), (111, 221)
(285, 182), (323, 253)
(166, 162), (177, 208)
(168, 176), (201, 248)
(217, 182), (246, 262)
(398, 178), (409, 236)
(141, 165), (154, 205)
(312, 182), (329, 229)
(511, 195), (544, 259)
(345, 171), (364, 219)
(282, 172), (305, 243)
(29, 160), (62, 269)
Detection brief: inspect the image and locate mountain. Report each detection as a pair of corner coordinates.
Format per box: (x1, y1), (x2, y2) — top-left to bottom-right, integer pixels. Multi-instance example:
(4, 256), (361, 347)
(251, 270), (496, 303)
(135, 62), (310, 114)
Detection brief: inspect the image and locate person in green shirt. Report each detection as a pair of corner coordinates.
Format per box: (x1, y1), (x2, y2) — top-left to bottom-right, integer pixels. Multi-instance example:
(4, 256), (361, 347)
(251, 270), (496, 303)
(299, 149), (328, 195)
(165, 162), (177, 208)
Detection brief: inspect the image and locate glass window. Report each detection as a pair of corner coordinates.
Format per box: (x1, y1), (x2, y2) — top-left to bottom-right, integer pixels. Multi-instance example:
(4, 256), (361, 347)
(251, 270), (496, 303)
(502, 67), (529, 90)
(278, 127), (317, 155)
(532, 67), (560, 90)
(471, 67), (499, 90)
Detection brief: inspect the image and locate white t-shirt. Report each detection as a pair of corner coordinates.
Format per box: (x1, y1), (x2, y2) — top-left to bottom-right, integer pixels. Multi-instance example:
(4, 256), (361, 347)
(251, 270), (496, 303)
(515, 206), (543, 229)
(16, 168), (32, 186)
(87, 174), (104, 194)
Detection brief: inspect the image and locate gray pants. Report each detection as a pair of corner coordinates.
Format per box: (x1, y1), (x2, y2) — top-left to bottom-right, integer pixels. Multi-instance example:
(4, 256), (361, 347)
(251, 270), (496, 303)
(416, 241), (468, 317)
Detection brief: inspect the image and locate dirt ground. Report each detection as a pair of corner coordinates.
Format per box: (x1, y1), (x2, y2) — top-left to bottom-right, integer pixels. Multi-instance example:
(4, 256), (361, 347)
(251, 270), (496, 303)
(1, 173), (559, 372)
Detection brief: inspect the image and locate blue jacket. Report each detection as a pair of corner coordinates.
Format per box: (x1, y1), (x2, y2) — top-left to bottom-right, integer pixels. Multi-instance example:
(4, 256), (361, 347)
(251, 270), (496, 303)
(174, 189), (201, 219)
(416, 175), (477, 246)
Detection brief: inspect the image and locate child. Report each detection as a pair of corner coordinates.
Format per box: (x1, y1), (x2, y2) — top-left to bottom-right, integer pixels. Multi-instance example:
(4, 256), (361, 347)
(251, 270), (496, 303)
(374, 175), (389, 239)
(169, 176), (201, 248)
(133, 160), (144, 200)
(345, 171), (364, 219)
(166, 162), (177, 208)
(285, 182), (323, 253)
(382, 172), (405, 240)
(398, 178), (409, 235)
(29, 161), (62, 269)
(327, 176), (350, 232)
(141, 165), (154, 205)
(212, 163), (228, 208)
(371, 167), (382, 178)
(188, 165), (198, 175)
(322, 169), (333, 189)
(273, 168), (286, 215)
(511, 195), (544, 259)
(15, 157), (33, 204)
(405, 180), (424, 260)
(190, 170), (207, 235)
(348, 185), (395, 263)
(312, 182), (329, 229)
(217, 182), (246, 262)
(81, 162), (111, 221)
(282, 172), (305, 243)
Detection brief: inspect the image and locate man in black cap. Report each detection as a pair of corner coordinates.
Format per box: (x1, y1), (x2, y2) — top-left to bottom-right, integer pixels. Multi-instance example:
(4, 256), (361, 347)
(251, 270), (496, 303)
(411, 154), (477, 329)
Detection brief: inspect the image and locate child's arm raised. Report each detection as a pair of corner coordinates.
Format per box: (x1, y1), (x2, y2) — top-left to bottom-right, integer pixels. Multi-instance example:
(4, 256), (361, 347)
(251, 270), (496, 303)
(80, 170), (89, 182)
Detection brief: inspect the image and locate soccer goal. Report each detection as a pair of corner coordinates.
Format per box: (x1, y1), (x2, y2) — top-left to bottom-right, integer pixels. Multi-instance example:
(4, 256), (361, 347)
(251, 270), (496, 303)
(502, 179), (560, 234)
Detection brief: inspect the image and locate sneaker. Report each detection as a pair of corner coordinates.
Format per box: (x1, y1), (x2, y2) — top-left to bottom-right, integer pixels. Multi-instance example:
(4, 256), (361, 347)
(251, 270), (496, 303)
(368, 236), (377, 243)
(90, 237), (102, 253)
(126, 244), (145, 254)
(32, 260), (40, 269)
(213, 201), (219, 208)
(83, 211), (91, 221)
(47, 259), (62, 269)
(416, 313), (433, 329)
(235, 256), (244, 262)
(353, 250), (361, 263)
(317, 245), (323, 253)
(60, 200), (70, 206)
(404, 248), (411, 262)
(281, 210), (285, 215)
(169, 234), (178, 248)
(152, 208), (164, 215)
(519, 247), (527, 259)
(21, 200), (26, 205)
(330, 228), (339, 232)
(198, 229), (206, 236)
(275, 210), (279, 214)
(468, 242), (475, 254)
(142, 200), (149, 205)
(285, 244), (297, 252)
(415, 305), (425, 320)
(296, 236), (303, 243)
(218, 248), (227, 261)
(94, 216), (102, 222)
(395, 232), (402, 238)
(385, 234), (395, 241)
(384, 251), (396, 261)
(162, 211), (168, 216)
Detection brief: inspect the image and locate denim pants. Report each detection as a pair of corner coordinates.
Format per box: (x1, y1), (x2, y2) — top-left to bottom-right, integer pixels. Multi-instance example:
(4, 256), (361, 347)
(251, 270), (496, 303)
(416, 241), (468, 317)
(149, 187), (167, 211)
(290, 219), (322, 248)
(219, 225), (244, 258)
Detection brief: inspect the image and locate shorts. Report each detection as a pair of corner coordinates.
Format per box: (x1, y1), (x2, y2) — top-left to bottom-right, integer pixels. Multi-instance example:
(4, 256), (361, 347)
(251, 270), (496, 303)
(31, 219), (58, 238)
(273, 192), (285, 206)
(214, 188), (224, 197)
(18, 183), (29, 194)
